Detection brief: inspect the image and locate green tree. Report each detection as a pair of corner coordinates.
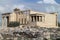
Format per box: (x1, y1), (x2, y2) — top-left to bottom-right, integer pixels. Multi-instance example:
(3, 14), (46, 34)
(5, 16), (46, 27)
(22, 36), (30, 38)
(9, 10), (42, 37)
(8, 21), (20, 27)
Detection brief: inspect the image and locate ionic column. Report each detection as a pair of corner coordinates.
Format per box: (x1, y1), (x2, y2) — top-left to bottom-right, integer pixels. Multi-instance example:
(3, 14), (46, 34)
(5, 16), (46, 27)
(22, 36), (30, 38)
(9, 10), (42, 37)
(4, 16), (8, 27)
(39, 16), (41, 22)
(36, 16), (39, 22)
(2, 16), (4, 27)
(6, 16), (7, 27)
(33, 16), (35, 22)
(36, 16), (37, 22)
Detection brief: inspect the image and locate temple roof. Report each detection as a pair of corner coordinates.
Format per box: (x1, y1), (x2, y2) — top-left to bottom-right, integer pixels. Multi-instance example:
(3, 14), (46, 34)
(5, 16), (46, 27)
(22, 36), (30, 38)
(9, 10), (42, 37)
(2, 13), (11, 15)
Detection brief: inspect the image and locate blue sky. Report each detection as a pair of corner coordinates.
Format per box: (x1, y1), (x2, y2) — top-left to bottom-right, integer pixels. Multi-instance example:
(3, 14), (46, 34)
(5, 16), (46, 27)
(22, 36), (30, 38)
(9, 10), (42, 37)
(0, 0), (60, 13)
(0, 0), (60, 12)
(0, 0), (60, 26)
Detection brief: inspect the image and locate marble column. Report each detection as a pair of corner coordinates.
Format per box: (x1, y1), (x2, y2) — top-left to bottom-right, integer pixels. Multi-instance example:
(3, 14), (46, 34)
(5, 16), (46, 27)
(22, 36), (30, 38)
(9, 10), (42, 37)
(36, 16), (37, 22)
(39, 16), (42, 22)
(6, 16), (7, 27)
(2, 16), (4, 27)
(4, 16), (7, 27)
(33, 16), (35, 22)
(39, 16), (40, 22)
(37, 16), (39, 22)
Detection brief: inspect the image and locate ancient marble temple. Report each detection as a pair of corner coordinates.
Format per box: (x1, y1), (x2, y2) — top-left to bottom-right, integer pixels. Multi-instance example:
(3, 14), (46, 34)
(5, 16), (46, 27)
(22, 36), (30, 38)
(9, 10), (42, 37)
(2, 8), (58, 28)
(2, 8), (60, 40)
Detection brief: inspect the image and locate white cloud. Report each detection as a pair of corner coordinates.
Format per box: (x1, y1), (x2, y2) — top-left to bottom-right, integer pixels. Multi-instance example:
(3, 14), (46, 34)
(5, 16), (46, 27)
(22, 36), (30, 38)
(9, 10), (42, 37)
(12, 5), (25, 10)
(0, 6), (6, 13)
(44, 0), (58, 4)
(37, 1), (43, 4)
(0, 4), (26, 13)
(45, 6), (56, 12)
(37, 0), (58, 4)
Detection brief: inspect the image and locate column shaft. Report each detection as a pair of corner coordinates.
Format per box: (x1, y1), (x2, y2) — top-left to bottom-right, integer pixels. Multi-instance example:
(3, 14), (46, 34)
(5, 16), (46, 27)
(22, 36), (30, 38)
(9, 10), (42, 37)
(2, 16), (4, 27)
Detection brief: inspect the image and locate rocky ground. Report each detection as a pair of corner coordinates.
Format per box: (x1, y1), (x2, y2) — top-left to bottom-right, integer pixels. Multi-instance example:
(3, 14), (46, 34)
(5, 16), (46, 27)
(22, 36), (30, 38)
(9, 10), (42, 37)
(0, 27), (60, 40)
